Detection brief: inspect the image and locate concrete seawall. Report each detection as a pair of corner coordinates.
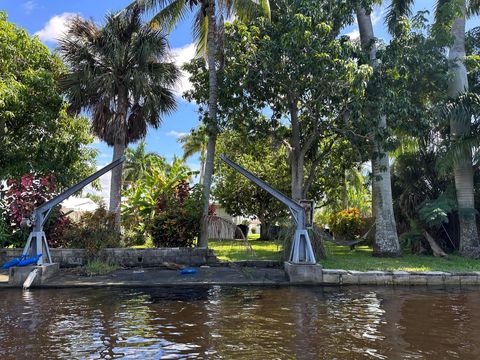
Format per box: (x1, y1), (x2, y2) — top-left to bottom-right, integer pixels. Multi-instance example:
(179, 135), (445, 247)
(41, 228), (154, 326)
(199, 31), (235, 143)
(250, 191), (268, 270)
(285, 263), (480, 286)
(2, 249), (480, 287)
(319, 269), (480, 286)
(0, 247), (219, 268)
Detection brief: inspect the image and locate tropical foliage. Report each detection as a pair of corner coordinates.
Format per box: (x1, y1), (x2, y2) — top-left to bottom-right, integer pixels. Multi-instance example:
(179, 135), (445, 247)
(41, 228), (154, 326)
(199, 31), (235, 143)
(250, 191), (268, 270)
(150, 181), (203, 247)
(329, 208), (367, 243)
(4, 0), (480, 263)
(58, 6), (179, 230)
(132, 0), (271, 247)
(0, 12), (96, 187)
(122, 155), (198, 246)
(213, 131), (290, 240)
(62, 206), (120, 259)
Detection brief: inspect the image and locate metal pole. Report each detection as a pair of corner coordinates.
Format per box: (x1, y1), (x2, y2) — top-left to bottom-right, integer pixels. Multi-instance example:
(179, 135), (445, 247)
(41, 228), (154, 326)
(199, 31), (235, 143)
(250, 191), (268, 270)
(23, 156), (126, 265)
(220, 154), (315, 264)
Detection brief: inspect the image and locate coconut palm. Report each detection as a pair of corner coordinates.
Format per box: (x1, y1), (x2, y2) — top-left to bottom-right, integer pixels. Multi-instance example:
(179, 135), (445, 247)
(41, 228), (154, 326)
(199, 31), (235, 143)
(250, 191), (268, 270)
(123, 140), (167, 185)
(355, 5), (401, 256)
(178, 125), (208, 184)
(385, 0), (480, 254)
(130, 0), (270, 246)
(58, 6), (180, 231)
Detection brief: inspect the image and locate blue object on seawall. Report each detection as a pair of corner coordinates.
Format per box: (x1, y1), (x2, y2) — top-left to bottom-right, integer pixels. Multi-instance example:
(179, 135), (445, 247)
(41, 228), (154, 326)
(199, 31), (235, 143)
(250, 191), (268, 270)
(17, 254), (42, 267)
(1, 255), (28, 269)
(179, 268), (197, 275)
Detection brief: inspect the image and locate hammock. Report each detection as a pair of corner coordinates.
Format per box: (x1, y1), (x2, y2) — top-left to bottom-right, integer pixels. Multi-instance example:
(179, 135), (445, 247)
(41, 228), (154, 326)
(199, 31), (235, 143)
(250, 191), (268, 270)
(321, 224), (374, 247)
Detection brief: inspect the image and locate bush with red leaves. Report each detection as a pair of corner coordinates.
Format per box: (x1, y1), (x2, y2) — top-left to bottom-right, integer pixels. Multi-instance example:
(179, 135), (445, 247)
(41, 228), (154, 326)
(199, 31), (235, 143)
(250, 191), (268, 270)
(0, 174), (71, 247)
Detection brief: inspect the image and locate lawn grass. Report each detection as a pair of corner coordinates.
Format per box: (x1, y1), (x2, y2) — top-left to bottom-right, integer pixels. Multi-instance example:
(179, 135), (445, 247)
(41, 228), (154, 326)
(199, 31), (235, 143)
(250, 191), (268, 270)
(210, 239), (480, 272)
(130, 235), (480, 272)
(322, 243), (480, 272)
(208, 238), (283, 261)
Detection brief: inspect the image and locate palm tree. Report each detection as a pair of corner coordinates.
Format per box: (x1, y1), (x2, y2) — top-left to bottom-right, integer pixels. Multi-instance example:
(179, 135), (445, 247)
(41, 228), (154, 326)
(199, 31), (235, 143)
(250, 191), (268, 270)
(123, 140), (166, 185)
(446, 2), (480, 253)
(130, 0), (270, 247)
(386, 0), (480, 254)
(355, 5), (401, 256)
(178, 125), (208, 184)
(58, 6), (179, 231)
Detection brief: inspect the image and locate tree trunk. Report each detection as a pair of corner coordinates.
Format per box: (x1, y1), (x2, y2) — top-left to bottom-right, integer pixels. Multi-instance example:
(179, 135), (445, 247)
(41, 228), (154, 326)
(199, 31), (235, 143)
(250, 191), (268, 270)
(258, 213), (270, 240)
(291, 153), (304, 202)
(356, 7), (401, 257)
(199, 148), (206, 185)
(448, 5), (480, 253)
(260, 223), (270, 240)
(424, 231), (448, 257)
(198, 1), (219, 248)
(341, 169), (348, 209)
(109, 140), (126, 233)
(109, 89), (128, 234)
(289, 97), (304, 202)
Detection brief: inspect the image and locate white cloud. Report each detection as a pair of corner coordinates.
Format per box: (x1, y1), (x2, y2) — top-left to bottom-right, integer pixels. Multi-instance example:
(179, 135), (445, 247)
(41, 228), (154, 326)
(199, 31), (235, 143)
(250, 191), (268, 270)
(23, 1), (37, 14)
(371, 5), (386, 26)
(171, 42), (197, 96)
(167, 130), (188, 138)
(35, 12), (77, 43)
(346, 30), (360, 40)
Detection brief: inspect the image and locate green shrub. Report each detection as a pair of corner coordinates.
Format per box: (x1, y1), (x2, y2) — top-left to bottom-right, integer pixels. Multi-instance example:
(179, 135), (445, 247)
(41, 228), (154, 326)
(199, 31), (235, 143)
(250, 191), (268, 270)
(123, 227), (148, 247)
(63, 206), (120, 259)
(0, 214), (12, 248)
(329, 208), (365, 241)
(151, 182), (203, 248)
(121, 157), (193, 245)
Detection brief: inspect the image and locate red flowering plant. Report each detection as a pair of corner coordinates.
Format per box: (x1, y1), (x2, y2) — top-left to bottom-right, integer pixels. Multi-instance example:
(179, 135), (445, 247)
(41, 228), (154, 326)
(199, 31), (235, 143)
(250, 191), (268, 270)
(208, 203), (217, 216)
(0, 173), (71, 247)
(151, 181), (203, 247)
(329, 208), (366, 241)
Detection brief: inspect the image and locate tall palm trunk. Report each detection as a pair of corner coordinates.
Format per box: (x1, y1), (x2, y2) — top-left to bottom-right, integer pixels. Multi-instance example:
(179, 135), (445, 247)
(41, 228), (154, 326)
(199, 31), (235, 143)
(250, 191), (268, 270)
(356, 7), (401, 256)
(199, 147), (206, 185)
(198, 1), (219, 247)
(448, 4), (480, 253)
(109, 92), (128, 233)
(110, 140), (126, 232)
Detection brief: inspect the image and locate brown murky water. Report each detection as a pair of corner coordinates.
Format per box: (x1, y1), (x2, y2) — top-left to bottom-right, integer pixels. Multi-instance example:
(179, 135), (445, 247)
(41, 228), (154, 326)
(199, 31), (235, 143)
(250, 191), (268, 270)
(1, 286), (480, 359)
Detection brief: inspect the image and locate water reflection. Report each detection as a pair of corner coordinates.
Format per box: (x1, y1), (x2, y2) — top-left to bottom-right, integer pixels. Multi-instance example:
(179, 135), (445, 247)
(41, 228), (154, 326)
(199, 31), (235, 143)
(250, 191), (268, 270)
(1, 286), (480, 359)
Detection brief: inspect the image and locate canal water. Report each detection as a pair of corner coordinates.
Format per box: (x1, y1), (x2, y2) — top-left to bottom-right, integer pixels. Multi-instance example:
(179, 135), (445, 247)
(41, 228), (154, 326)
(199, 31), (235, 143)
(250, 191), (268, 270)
(1, 286), (479, 359)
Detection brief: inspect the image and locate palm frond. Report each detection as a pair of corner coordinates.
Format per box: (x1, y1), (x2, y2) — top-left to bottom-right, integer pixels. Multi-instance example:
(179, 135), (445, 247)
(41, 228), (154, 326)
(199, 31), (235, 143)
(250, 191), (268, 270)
(59, 4), (180, 146)
(439, 135), (479, 170)
(193, 8), (208, 56)
(468, 0), (480, 16)
(233, 0), (265, 22)
(127, 0), (169, 13)
(385, 0), (415, 35)
(148, 0), (189, 31)
(442, 92), (480, 125)
(434, 0), (460, 27)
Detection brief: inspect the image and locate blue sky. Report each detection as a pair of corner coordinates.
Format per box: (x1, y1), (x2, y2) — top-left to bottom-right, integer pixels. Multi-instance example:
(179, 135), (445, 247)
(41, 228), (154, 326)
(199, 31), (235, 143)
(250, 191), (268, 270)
(1, 0), (479, 198)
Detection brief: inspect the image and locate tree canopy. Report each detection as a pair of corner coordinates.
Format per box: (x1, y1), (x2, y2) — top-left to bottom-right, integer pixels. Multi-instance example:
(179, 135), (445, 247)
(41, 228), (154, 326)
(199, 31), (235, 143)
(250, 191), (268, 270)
(0, 12), (96, 187)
